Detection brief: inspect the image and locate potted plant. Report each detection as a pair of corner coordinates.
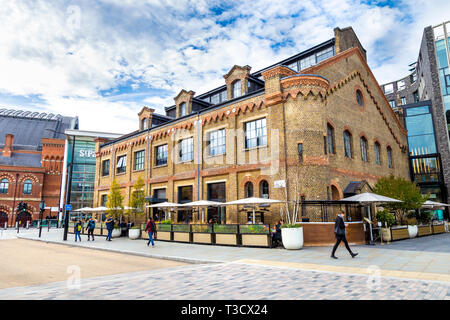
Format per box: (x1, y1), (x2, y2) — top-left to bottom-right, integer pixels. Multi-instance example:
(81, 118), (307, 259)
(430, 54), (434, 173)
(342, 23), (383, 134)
(128, 226), (141, 239)
(376, 209), (395, 242)
(112, 225), (121, 238)
(279, 167), (304, 250)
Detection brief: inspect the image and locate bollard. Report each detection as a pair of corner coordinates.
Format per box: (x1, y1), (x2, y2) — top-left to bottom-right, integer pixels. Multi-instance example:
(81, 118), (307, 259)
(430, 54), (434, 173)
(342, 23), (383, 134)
(26, 221), (30, 229)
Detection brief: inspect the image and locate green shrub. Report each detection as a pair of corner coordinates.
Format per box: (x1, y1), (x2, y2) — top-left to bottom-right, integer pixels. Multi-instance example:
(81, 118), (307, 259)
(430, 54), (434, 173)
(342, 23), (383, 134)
(157, 224), (172, 231)
(191, 224), (212, 233)
(213, 224), (238, 233)
(160, 219), (172, 224)
(239, 224), (269, 234)
(376, 210), (395, 228)
(280, 224), (302, 228)
(172, 224), (190, 232)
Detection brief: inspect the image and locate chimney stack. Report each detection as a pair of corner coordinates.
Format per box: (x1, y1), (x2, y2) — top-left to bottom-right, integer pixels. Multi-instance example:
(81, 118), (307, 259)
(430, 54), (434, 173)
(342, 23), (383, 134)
(2, 134), (14, 157)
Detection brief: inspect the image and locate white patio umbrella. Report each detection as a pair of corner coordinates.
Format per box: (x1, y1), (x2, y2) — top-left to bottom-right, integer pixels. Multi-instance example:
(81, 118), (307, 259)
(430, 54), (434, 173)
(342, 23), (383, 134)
(224, 197), (284, 224)
(339, 192), (402, 243)
(74, 207), (94, 212)
(90, 206), (109, 212)
(179, 200), (223, 223)
(421, 200), (450, 209)
(146, 202), (182, 220)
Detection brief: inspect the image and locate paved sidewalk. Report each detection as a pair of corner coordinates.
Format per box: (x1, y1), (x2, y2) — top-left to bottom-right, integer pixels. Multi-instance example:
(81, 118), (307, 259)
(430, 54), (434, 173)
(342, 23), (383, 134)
(16, 229), (450, 282)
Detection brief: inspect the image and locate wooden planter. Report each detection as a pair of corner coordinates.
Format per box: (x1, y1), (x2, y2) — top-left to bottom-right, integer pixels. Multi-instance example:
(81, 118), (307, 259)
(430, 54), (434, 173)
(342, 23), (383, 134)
(192, 233), (213, 244)
(155, 231), (172, 241)
(241, 234), (271, 247)
(173, 232), (191, 242)
(432, 224), (445, 234)
(215, 233), (239, 246)
(417, 225), (432, 237)
(390, 226), (409, 241)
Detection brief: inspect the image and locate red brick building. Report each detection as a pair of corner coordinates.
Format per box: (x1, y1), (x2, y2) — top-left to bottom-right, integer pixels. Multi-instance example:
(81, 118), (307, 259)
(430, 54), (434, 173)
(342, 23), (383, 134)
(0, 109), (77, 227)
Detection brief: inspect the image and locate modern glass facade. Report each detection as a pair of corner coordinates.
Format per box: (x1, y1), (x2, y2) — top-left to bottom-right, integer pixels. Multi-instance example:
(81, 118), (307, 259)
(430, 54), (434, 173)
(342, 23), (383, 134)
(434, 22), (450, 135)
(403, 101), (445, 204)
(66, 137), (96, 211)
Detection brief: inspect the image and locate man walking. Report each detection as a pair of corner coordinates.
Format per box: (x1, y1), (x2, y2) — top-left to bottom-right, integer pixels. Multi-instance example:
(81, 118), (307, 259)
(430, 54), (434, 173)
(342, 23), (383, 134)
(144, 217), (156, 247)
(105, 216), (114, 241)
(74, 219), (82, 242)
(331, 209), (358, 259)
(85, 217), (96, 241)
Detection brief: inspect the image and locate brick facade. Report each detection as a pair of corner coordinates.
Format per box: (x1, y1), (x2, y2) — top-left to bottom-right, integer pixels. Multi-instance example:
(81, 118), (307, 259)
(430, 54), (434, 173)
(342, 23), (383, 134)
(0, 138), (65, 226)
(93, 46), (410, 225)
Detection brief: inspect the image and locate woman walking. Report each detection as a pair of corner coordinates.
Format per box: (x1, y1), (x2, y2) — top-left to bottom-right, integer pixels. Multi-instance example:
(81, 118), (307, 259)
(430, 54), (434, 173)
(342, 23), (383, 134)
(145, 218), (156, 247)
(331, 209), (358, 259)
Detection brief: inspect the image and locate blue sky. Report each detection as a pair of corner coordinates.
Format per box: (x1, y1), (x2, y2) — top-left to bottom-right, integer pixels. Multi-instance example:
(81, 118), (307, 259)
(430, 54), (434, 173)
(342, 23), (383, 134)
(0, 0), (449, 133)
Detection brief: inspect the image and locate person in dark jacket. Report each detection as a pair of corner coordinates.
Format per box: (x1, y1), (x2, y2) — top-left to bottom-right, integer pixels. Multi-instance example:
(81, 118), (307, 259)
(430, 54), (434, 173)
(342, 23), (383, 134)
(74, 220), (82, 242)
(144, 218), (156, 247)
(331, 210), (358, 259)
(85, 217), (96, 241)
(272, 220), (283, 247)
(105, 216), (114, 241)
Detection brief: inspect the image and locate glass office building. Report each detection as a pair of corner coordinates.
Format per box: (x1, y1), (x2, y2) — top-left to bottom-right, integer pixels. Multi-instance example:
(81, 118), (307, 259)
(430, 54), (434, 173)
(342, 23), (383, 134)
(403, 101), (446, 219)
(59, 130), (121, 221)
(434, 22), (450, 134)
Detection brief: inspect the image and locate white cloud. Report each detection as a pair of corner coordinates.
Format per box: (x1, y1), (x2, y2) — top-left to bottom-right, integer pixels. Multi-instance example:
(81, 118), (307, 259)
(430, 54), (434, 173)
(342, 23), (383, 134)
(0, 0), (448, 133)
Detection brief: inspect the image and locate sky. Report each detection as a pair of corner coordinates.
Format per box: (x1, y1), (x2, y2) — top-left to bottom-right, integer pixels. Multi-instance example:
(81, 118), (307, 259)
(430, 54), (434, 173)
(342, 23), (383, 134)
(0, 0), (449, 134)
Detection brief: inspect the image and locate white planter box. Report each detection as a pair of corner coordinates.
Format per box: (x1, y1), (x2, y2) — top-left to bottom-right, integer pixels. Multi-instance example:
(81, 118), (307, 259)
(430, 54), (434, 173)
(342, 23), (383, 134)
(408, 225), (418, 238)
(111, 228), (121, 238)
(128, 228), (141, 240)
(281, 227), (303, 250)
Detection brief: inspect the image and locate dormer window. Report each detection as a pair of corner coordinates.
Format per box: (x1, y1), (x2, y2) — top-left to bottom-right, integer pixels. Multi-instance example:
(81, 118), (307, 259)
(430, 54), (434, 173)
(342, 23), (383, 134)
(141, 118), (147, 130)
(180, 102), (187, 117)
(232, 80), (241, 99)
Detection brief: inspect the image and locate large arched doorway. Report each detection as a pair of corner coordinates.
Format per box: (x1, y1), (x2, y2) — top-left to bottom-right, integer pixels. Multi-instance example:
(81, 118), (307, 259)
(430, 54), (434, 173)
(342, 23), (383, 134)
(16, 211), (32, 227)
(0, 212), (8, 227)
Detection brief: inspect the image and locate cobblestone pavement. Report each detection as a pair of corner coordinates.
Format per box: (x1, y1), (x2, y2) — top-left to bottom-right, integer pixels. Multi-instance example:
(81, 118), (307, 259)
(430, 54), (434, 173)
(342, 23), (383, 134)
(0, 261), (449, 300)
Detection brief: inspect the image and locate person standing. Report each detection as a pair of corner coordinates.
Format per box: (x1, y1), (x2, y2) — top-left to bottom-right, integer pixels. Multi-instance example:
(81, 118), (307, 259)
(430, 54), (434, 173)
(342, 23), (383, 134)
(331, 209), (358, 259)
(74, 220), (82, 242)
(85, 217), (96, 241)
(144, 218), (156, 247)
(105, 216), (114, 241)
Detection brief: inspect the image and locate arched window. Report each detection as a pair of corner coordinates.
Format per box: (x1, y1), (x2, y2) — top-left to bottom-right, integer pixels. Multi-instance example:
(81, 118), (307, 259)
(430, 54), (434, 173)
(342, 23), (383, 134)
(23, 179), (32, 195)
(360, 136), (368, 162)
(0, 179), (9, 194)
(387, 147), (393, 168)
(356, 89), (364, 107)
(245, 181), (253, 198)
(180, 102), (187, 117)
(260, 180), (269, 199)
(374, 142), (381, 165)
(343, 130), (352, 158)
(327, 124), (335, 154)
(232, 80), (241, 99)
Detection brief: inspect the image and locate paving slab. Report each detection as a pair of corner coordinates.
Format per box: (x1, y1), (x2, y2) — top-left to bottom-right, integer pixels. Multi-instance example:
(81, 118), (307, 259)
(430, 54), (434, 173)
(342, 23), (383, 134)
(12, 228), (450, 282)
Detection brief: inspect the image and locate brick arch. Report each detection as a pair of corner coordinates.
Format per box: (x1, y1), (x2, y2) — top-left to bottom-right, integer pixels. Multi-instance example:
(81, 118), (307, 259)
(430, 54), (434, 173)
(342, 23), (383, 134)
(18, 174), (40, 185)
(358, 132), (368, 140)
(0, 172), (16, 183)
(330, 180), (343, 200)
(0, 204), (13, 214)
(240, 176), (257, 188)
(342, 125), (353, 136)
(256, 175), (271, 198)
(326, 119), (336, 129)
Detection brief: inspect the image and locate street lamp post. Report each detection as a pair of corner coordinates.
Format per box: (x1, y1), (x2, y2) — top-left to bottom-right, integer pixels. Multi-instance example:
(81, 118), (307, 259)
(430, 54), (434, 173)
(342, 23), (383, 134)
(39, 200), (45, 238)
(63, 135), (76, 241)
